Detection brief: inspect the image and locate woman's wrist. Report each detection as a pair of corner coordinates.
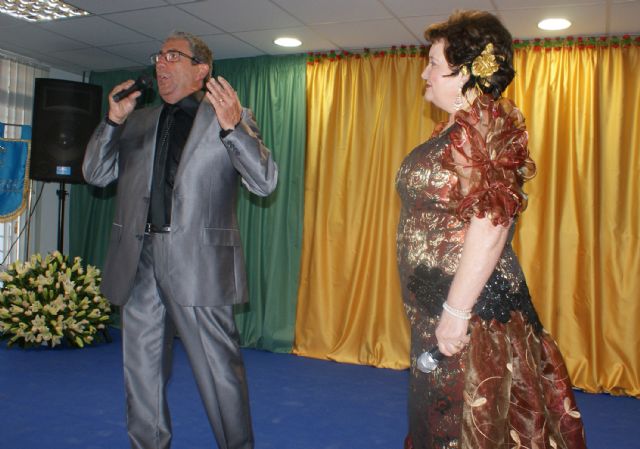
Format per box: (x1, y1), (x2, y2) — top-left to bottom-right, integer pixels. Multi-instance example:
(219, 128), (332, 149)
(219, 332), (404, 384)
(442, 302), (473, 320)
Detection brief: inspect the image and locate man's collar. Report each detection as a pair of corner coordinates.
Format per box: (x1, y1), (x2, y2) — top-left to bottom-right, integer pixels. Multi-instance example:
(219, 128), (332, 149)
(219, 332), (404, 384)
(165, 90), (203, 118)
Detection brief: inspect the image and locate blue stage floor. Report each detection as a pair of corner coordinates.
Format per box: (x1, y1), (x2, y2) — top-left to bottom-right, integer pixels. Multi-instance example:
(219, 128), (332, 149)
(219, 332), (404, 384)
(1, 328), (638, 448)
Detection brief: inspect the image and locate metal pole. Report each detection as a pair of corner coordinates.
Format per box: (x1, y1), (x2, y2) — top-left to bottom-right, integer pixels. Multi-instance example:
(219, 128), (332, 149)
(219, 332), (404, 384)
(56, 181), (67, 252)
(23, 180), (33, 259)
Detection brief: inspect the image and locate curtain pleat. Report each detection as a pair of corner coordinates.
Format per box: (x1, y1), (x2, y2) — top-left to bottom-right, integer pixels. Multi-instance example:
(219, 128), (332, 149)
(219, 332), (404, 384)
(216, 55), (306, 352)
(0, 55), (47, 136)
(293, 55), (444, 368)
(507, 46), (640, 395)
(0, 55), (48, 262)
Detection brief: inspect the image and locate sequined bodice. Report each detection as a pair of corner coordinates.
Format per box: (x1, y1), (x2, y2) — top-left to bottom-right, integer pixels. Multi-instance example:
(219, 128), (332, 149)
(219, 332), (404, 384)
(396, 128), (468, 275)
(396, 127), (527, 295)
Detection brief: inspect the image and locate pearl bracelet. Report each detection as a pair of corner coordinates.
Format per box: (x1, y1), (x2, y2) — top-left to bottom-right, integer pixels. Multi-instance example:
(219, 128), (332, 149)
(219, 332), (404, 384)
(442, 302), (472, 320)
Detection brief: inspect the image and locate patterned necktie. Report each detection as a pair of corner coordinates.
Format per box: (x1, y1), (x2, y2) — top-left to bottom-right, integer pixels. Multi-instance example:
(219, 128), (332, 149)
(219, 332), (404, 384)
(149, 105), (176, 226)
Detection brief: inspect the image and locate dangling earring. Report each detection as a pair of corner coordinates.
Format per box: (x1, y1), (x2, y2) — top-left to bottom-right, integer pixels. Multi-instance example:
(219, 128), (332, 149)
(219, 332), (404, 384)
(454, 66), (468, 111)
(453, 86), (464, 111)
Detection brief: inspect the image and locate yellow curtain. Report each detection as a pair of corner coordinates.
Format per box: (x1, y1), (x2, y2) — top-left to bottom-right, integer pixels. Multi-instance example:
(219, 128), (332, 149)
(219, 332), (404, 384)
(507, 45), (640, 396)
(294, 44), (640, 396)
(293, 54), (440, 368)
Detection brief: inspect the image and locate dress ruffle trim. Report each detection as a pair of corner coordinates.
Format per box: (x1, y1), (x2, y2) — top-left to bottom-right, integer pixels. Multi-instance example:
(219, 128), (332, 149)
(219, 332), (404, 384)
(438, 95), (537, 226)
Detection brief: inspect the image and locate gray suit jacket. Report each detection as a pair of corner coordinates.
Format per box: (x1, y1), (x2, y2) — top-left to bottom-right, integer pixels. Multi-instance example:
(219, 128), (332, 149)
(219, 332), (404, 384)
(83, 97), (278, 307)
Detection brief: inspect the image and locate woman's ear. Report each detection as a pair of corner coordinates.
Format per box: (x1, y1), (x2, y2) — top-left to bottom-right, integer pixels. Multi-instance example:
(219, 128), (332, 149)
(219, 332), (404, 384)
(458, 66), (470, 84)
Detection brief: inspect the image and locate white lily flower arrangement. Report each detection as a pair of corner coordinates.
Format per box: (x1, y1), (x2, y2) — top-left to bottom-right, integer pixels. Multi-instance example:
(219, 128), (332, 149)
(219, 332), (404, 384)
(0, 251), (111, 348)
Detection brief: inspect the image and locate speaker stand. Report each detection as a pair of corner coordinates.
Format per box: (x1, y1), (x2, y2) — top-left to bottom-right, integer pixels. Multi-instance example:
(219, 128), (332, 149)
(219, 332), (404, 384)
(56, 182), (68, 252)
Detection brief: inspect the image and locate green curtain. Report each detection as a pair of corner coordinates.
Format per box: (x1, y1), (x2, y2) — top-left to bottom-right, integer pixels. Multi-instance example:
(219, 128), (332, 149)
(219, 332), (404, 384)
(69, 55), (306, 353)
(216, 55), (306, 352)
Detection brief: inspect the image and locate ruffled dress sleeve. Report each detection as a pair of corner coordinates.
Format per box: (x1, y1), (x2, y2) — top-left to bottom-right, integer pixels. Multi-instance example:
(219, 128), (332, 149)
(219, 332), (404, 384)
(442, 95), (536, 226)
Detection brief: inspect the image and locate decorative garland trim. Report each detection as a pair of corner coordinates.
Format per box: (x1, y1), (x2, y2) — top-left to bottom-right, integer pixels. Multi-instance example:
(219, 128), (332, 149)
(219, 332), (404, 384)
(513, 35), (640, 50)
(306, 35), (640, 64)
(306, 45), (428, 64)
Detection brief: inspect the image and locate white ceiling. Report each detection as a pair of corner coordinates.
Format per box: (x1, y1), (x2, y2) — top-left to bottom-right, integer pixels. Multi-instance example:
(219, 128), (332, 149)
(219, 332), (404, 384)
(0, 0), (638, 74)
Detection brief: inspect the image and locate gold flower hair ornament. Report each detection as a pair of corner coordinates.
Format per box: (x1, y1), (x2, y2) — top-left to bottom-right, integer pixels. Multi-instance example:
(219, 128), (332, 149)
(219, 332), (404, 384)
(460, 43), (502, 88)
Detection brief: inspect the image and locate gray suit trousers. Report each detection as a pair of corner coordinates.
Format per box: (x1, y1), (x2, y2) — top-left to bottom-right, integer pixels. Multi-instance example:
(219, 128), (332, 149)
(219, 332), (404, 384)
(122, 233), (254, 449)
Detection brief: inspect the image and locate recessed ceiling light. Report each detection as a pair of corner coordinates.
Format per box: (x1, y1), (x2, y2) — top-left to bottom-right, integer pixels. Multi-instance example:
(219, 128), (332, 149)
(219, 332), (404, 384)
(274, 37), (302, 48)
(0, 0), (90, 22)
(537, 18), (572, 31)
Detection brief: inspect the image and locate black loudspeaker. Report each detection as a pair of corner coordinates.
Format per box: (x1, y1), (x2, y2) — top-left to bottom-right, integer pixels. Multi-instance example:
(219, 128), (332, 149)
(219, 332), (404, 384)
(30, 78), (102, 184)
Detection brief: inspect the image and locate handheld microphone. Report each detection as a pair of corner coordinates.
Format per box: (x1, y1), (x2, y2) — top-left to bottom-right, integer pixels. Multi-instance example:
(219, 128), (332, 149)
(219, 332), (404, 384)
(112, 74), (153, 102)
(416, 346), (444, 374)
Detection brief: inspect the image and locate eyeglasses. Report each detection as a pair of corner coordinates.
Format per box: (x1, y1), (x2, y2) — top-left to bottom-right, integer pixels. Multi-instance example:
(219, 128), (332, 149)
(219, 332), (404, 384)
(150, 50), (203, 65)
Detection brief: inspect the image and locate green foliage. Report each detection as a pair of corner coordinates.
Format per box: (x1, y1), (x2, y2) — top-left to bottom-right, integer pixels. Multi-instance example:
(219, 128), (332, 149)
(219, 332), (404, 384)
(0, 251), (111, 348)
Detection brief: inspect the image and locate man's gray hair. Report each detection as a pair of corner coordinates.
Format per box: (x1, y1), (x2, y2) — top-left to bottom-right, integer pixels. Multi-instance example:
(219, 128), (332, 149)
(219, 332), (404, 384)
(166, 31), (213, 82)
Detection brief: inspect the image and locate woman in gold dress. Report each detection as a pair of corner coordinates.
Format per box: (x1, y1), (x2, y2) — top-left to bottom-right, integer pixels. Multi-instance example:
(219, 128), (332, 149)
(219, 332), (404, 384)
(395, 10), (587, 449)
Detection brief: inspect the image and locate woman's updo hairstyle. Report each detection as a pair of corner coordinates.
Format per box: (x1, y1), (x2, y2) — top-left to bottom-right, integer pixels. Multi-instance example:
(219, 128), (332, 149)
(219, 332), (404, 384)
(424, 10), (515, 99)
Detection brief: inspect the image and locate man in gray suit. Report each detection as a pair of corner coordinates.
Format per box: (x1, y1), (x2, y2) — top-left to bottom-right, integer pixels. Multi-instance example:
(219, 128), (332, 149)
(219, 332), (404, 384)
(83, 31), (277, 449)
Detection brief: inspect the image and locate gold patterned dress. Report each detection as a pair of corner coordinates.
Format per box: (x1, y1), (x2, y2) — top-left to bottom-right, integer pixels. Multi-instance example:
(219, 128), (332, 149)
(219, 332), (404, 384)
(396, 95), (587, 449)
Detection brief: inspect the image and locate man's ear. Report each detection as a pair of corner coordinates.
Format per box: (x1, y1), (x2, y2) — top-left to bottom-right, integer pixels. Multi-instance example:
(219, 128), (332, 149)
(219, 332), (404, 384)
(196, 64), (209, 83)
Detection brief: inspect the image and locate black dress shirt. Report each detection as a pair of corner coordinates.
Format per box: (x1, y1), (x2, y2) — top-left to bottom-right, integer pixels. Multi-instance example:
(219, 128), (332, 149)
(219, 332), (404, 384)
(148, 91), (203, 226)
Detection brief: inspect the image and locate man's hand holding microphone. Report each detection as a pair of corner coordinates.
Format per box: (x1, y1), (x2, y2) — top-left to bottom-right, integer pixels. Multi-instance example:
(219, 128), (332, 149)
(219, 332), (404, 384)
(107, 75), (153, 125)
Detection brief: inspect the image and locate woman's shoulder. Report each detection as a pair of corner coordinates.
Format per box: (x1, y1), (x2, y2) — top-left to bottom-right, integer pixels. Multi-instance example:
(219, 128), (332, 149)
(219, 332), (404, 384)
(443, 94), (536, 226)
(458, 94), (525, 131)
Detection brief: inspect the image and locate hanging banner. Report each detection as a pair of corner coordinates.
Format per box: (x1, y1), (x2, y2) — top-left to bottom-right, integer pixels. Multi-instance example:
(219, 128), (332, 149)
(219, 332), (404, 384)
(0, 123), (31, 222)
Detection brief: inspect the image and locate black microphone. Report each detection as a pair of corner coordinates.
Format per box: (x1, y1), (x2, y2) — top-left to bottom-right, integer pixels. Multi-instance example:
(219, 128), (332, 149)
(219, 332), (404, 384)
(112, 74), (153, 102)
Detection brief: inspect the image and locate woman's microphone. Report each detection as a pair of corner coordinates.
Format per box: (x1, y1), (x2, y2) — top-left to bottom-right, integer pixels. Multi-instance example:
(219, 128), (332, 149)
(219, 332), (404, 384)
(418, 331), (471, 373)
(112, 74), (153, 102)
(416, 347), (444, 373)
